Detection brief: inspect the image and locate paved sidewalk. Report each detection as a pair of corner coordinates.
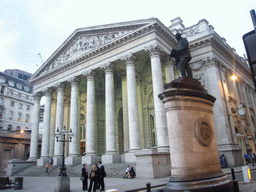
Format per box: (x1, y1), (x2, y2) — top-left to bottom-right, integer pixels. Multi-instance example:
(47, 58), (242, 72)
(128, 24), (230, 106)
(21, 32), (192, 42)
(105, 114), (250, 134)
(2, 165), (256, 192)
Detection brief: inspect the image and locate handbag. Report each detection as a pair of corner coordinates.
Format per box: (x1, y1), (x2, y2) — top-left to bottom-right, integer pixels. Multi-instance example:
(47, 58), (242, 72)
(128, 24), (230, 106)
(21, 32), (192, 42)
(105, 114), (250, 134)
(80, 176), (85, 181)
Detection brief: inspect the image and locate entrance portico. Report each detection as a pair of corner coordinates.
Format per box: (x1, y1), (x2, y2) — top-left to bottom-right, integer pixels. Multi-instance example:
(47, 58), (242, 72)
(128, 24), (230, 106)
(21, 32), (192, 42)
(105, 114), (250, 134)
(29, 18), (176, 165)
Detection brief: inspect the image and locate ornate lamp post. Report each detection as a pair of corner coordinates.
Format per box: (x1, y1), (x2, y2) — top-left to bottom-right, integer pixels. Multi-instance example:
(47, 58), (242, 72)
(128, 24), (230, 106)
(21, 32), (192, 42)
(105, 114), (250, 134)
(55, 126), (74, 176)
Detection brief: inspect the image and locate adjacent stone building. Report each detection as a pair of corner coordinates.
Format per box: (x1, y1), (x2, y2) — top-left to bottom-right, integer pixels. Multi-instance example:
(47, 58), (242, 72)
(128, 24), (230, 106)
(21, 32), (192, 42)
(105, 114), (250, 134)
(28, 17), (256, 168)
(0, 69), (37, 174)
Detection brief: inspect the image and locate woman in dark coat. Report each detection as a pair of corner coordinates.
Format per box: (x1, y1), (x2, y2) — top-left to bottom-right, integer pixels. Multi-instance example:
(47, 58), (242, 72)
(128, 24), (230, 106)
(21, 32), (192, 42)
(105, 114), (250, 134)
(81, 163), (88, 191)
(88, 164), (100, 192)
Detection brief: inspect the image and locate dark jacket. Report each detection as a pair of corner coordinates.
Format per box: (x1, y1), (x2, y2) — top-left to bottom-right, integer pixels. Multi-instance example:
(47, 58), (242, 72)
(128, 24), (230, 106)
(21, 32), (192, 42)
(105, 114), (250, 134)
(177, 37), (191, 61)
(98, 164), (106, 177)
(82, 167), (88, 178)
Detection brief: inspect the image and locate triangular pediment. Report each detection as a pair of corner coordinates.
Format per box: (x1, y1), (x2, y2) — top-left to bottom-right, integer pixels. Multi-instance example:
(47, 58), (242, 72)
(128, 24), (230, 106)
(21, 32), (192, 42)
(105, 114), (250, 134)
(31, 18), (170, 81)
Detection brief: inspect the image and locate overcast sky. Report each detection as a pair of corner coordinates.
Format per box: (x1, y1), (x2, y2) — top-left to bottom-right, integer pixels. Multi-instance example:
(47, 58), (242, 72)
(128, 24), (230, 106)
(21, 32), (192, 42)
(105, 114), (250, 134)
(0, 0), (255, 74)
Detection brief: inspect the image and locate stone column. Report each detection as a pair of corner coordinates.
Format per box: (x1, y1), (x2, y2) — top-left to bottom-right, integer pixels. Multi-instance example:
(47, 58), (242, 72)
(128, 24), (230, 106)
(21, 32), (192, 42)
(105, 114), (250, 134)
(53, 82), (65, 165)
(102, 63), (121, 164)
(82, 71), (100, 165)
(28, 93), (41, 161)
(49, 98), (57, 158)
(121, 75), (129, 153)
(122, 54), (141, 162)
(66, 77), (81, 165)
(37, 88), (52, 166)
(145, 44), (169, 152)
(164, 58), (175, 83)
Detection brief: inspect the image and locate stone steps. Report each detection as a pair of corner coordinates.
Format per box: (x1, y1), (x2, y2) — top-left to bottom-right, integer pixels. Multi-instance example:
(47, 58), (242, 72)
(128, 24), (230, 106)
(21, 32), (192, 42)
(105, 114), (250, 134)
(12, 163), (136, 178)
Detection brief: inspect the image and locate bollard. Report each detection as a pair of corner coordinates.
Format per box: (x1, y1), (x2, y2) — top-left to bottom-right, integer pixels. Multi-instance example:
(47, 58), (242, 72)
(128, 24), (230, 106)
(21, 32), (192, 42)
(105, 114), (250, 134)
(242, 165), (251, 183)
(231, 168), (239, 192)
(146, 182), (151, 192)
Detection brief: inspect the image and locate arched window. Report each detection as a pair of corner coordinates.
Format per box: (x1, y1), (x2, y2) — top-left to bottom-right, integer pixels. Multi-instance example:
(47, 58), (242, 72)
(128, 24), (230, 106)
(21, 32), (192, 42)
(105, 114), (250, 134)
(16, 126), (21, 130)
(7, 124), (12, 131)
(235, 127), (239, 134)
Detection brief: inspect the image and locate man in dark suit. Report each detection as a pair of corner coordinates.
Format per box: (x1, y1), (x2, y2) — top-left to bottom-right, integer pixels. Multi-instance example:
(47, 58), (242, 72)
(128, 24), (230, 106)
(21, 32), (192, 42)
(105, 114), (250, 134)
(98, 161), (105, 191)
(169, 33), (192, 78)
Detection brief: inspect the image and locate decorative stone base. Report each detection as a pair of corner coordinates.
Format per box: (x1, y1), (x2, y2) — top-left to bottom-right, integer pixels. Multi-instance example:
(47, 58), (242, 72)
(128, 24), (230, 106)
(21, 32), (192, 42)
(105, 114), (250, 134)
(53, 156), (63, 166)
(102, 154), (121, 164)
(82, 155), (101, 165)
(162, 175), (234, 192)
(124, 152), (137, 163)
(65, 156), (81, 165)
(54, 176), (70, 192)
(218, 144), (243, 167)
(37, 157), (50, 166)
(135, 148), (171, 179)
(5, 159), (36, 176)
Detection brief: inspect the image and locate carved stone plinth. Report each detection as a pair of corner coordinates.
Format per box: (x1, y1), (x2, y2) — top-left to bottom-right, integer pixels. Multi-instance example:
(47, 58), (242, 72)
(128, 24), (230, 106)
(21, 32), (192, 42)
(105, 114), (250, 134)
(54, 176), (70, 192)
(158, 77), (234, 192)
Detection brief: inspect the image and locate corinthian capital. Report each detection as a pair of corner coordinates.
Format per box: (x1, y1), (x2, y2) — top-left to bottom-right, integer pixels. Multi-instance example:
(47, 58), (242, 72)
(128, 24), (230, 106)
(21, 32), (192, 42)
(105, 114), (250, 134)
(68, 76), (80, 85)
(42, 88), (53, 96)
(83, 70), (96, 80)
(54, 82), (65, 90)
(101, 62), (115, 73)
(121, 53), (137, 66)
(144, 43), (163, 57)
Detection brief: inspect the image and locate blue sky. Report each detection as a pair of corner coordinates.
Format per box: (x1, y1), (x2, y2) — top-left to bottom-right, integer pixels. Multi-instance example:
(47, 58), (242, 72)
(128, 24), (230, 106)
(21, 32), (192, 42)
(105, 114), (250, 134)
(0, 0), (255, 74)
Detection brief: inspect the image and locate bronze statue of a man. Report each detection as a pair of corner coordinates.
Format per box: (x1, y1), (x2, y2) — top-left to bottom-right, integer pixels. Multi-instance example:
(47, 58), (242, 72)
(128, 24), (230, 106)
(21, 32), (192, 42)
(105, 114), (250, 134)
(169, 33), (193, 78)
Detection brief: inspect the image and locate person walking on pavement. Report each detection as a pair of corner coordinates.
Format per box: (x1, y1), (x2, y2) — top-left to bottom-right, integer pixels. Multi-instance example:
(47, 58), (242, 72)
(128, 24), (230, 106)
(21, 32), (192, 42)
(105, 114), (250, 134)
(81, 163), (88, 191)
(244, 153), (250, 165)
(252, 152), (256, 166)
(98, 161), (106, 191)
(88, 164), (99, 192)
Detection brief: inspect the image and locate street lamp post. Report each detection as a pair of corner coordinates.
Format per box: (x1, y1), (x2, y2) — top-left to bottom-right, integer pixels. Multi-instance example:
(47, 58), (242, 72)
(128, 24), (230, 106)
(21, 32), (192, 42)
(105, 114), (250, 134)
(55, 126), (74, 176)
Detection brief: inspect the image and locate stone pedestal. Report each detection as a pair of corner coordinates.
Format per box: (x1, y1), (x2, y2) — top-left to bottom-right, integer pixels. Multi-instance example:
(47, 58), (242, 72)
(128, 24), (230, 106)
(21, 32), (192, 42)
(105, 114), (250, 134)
(37, 157), (50, 166)
(135, 148), (171, 179)
(54, 176), (70, 192)
(82, 155), (101, 165)
(158, 77), (234, 192)
(125, 152), (137, 163)
(53, 156), (63, 166)
(65, 156), (81, 165)
(102, 154), (121, 164)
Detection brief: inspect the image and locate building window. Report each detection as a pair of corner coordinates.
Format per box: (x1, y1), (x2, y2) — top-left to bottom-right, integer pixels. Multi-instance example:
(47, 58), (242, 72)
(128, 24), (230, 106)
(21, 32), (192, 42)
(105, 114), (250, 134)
(17, 83), (22, 90)
(7, 124), (12, 131)
(18, 103), (23, 109)
(0, 85), (4, 94)
(0, 78), (5, 83)
(18, 113), (22, 121)
(9, 111), (13, 119)
(24, 86), (30, 92)
(18, 73), (23, 79)
(23, 75), (28, 80)
(25, 114), (29, 122)
(26, 105), (30, 111)
(0, 97), (3, 104)
(16, 126), (21, 130)
(0, 108), (3, 119)
(10, 101), (14, 107)
(8, 81), (15, 87)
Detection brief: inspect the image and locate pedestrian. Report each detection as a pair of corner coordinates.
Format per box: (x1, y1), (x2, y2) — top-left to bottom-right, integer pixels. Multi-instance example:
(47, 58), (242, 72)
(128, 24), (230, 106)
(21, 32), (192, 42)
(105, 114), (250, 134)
(220, 154), (226, 168)
(123, 165), (130, 179)
(49, 157), (54, 168)
(129, 167), (136, 179)
(244, 153), (250, 165)
(81, 163), (88, 191)
(88, 164), (99, 192)
(45, 163), (49, 175)
(98, 161), (106, 191)
(252, 152), (256, 166)
(169, 33), (192, 78)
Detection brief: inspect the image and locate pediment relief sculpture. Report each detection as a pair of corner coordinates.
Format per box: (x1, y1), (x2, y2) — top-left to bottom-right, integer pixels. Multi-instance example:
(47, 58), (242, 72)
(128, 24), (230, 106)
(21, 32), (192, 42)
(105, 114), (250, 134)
(41, 31), (129, 75)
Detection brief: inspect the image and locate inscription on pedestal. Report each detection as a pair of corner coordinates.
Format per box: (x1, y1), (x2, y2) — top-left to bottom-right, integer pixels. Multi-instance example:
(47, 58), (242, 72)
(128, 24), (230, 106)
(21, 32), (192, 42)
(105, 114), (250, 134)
(195, 118), (213, 146)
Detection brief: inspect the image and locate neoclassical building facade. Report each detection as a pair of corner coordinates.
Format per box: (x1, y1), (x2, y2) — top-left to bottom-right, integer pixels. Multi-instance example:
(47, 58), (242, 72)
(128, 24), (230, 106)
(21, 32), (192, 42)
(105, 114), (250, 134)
(29, 17), (256, 167)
